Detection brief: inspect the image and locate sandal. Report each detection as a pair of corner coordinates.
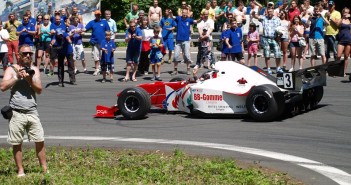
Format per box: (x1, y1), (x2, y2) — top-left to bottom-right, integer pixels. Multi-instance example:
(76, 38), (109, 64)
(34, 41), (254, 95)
(132, 78), (137, 82)
(122, 78), (129, 82)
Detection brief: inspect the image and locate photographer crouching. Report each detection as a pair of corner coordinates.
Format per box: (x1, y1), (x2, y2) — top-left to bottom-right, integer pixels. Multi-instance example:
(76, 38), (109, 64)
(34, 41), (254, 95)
(0, 44), (47, 177)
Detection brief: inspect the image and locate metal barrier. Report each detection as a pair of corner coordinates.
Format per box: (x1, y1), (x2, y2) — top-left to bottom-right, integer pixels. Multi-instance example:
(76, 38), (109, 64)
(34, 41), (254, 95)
(82, 32), (222, 43)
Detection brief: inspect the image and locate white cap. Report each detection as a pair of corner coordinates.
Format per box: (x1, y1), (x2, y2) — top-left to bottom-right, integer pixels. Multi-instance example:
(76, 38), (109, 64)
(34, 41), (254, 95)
(268, 2), (274, 6)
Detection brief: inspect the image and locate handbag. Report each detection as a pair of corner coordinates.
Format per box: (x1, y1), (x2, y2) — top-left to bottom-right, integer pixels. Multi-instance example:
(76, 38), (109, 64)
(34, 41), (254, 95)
(298, 37), (306, 47)
(1, 105), (13, 120)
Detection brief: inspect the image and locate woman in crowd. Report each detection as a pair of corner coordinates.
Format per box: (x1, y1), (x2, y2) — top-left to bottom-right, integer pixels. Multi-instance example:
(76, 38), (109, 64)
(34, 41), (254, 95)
(336, 7), (351, 77)
(138, 16), (151, 76)
(37, 14), (51, 74)
(300, 6), (311, 60)
(34, 15), (43, 70)
(0, 21), (9, 71)
(288, 15), (304, 72)
(279, 10), (290, 69)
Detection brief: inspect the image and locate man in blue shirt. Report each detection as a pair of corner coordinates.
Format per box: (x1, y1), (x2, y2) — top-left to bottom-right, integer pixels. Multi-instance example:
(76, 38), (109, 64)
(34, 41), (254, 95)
(23, 10), (36, 27)
(225, 19), (245, 64)
(123, 21), (142, 82)
(308, 6), (330, 66)
(173, 8), (197, 75)
(50, 15), (67, 35)
(160, 8), (176, 64)
(16, 15), (36, 48)
(50, 30), (76, 86)
(84, 10), (110, 76)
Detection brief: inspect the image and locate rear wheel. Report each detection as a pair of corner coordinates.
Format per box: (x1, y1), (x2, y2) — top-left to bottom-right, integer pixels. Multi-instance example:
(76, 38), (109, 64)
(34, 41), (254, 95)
(246, 85), (285, 122)
(117, 87), (151, 119)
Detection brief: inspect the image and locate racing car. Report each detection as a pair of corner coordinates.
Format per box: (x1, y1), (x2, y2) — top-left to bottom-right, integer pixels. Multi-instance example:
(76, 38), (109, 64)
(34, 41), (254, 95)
(94, 60), (344, 122)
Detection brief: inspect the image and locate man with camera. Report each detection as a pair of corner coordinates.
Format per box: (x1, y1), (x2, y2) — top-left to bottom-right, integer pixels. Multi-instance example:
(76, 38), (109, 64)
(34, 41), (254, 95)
(308, 5), (330, 66)
(0, 45), (47, 177)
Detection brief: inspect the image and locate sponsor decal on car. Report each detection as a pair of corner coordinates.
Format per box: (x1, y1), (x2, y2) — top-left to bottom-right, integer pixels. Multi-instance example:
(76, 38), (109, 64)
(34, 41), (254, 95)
(193, 93), (223, 101)
(237, 77), (248, 86)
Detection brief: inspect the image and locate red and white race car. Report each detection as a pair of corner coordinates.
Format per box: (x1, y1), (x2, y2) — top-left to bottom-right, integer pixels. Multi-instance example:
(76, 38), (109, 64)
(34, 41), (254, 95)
(94, 61), (344, 122)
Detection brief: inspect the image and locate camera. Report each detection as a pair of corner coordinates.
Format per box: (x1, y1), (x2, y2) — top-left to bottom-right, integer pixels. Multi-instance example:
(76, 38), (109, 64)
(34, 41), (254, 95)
(22, 67), (35, 76)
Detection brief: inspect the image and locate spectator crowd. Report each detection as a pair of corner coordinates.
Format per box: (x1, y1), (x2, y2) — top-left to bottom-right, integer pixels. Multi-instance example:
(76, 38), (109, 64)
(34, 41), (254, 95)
(0, 0), (350, 85)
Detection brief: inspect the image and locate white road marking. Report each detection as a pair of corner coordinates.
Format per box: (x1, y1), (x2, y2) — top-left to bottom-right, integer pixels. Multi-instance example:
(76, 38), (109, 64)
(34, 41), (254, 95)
(1, 135), (350, 185)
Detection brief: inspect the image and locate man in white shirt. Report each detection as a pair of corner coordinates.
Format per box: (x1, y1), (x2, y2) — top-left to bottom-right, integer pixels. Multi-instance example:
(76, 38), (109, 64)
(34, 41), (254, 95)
(233, 1), (247, 26)
(0, 21), (10, 71)
(196, 10), (215, 68)
(104, 10), (118, 40)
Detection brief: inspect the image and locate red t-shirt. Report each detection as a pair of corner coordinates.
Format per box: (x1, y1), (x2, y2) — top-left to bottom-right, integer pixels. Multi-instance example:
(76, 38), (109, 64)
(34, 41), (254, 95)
(288, 8), (301, 22)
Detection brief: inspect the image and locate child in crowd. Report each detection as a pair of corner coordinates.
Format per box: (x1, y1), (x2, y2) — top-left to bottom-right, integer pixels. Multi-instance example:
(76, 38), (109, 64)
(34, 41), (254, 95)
(193, 27), (211, 75)
(247, 23), (259, 66)
(100, 31), (116, 83)
(149, 26), (164, 81)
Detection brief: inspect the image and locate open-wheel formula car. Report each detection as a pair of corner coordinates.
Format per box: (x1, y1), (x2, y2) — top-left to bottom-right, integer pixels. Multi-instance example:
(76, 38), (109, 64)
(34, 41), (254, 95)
(94, 60), (344, 122)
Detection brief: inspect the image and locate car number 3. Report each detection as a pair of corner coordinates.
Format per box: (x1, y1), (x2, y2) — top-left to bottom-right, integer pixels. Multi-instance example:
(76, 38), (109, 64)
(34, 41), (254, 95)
(283, 73), (293, 89)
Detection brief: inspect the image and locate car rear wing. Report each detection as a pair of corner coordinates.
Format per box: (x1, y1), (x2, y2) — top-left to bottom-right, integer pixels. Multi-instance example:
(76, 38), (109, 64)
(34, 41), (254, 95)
(276, 60), (345, 93)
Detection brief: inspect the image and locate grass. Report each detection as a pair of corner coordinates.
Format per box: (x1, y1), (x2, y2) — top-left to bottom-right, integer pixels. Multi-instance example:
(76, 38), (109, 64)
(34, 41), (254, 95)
(0, 147), (301, 185)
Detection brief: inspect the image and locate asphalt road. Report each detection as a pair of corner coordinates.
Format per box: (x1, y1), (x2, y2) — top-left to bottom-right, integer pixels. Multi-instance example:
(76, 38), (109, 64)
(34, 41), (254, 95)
(0, 48), (350, 185)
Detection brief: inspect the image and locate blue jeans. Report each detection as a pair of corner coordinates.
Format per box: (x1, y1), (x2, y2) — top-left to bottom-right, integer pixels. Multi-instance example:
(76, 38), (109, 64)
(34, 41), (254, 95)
(324, 35), (337, 59)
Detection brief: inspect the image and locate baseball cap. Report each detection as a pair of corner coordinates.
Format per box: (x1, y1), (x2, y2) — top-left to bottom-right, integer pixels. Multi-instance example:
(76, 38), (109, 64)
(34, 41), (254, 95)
(268, 2), (274, 6)
(276, 1), (283, 6)
(328, 1), (335, 5)
(94, 10), (102, 15)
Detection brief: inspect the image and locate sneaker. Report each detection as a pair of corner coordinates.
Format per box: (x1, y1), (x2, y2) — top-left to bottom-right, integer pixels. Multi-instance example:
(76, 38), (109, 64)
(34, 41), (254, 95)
(84, 69), (88, 74)
(171, 70), (178, 75)
(276, 67), (284, 74)
(144, 71), (148, 75)
(106, 71), (110, 75)
(211, 64), (215, 69)
(101, 79), (106, 83)
(74, 68), (78, 74)
(155, 76), (162, 81)
(47, 71), (54, 76)
(93, 70), (100, 76)
(194, 65), (199, 70)
(267, 68), (272, 75)
(151, 77), (155, 81)
(167, 60), (172, 64)
(288, 68), (294, 72)
(187, 70), (191, 75)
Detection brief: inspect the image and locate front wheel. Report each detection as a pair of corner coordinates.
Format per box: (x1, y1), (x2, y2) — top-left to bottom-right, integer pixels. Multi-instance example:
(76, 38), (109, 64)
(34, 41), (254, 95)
(246, 85), (285, 122)
(117, 87), (151, 119)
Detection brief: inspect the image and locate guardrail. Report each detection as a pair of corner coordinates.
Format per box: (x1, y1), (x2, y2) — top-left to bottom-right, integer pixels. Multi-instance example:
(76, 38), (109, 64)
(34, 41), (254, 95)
(82, 32), (222, 43)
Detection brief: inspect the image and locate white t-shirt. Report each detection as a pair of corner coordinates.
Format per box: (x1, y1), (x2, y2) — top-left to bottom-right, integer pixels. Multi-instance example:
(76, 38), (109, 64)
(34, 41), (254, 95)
(197, 19), (215, 40)
(0, 29), (9, 53)
(233, 9), (245, 23)
(307, 5), (314, 14)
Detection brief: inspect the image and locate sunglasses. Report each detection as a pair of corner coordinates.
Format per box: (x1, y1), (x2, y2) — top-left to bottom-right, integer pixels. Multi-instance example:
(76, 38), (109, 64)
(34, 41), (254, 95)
(21, 52), (33, 56)
(182, 4), (186, 5)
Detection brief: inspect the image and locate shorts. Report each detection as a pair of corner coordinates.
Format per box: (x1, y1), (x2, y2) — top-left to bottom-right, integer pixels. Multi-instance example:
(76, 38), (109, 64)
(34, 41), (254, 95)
(149, 21), (160, 28)
(281, 38), (289, 42)
(38, 41), (51, 51)
(50, 47), (60, 60)
(230, 52), (244, 61)
(73, 44), (85, 60)
(174, 40), (191, 63)
(221, 52), (230, 59)
(163, 39), (174, 51)
(92, 44), (101, 61)
(248, 44), (258, 55)
(126, 48), (141, 64)
(100, 62), (114, 72)
(338, 41), (351, 46)
(309, 39), (325, 56)
(262, 37), (281, 59)
(7, 109), (44, 145)
(289, 42), (300, 48)
(0, 52), (8, 66)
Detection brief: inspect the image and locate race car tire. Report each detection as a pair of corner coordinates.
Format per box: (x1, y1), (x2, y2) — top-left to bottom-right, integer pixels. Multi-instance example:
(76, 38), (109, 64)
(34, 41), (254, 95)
(117, 87), (151, 120)
(311, 86), (324, 108)
(170, 76), (187, 82)
(246, 85), (285, 122)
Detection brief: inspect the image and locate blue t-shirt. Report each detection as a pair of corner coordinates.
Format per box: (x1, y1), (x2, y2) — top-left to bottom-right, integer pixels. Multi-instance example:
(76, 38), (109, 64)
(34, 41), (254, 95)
(125, 27), (143, 50)
(310, 17), (325, 39)
(85, 19), (110, 45)
(100, 39), (116, 63)
(160, 17), (177, 40)
(50, 22), (67, 35)
(68, 23), (84, 45)
(52, 32), (73, 55)
(221, 29), (229, 54)
(227, 27), (243, 53)
(50, 15), (67, 25)
(17, 23), (35, 46)
(149, 37), (164, 62)
(175, 16), (194, 41)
